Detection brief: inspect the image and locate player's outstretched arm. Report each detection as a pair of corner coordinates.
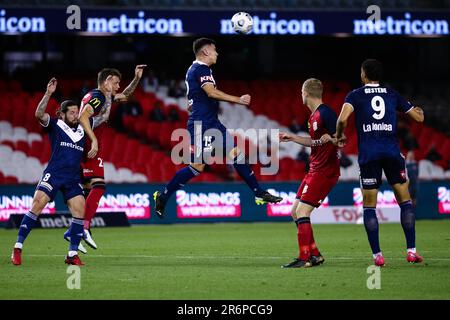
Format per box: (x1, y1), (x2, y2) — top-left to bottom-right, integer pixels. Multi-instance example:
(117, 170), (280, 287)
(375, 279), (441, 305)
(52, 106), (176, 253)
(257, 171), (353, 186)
(114, 64), (147, 102)
(78, 104), (98, 158)
(279, 132), (313, 147)
(202, 83), (250, 106)
(406, 106), (424, 122)
(35, 78), (57, 126)
(336, 103), (353, 143)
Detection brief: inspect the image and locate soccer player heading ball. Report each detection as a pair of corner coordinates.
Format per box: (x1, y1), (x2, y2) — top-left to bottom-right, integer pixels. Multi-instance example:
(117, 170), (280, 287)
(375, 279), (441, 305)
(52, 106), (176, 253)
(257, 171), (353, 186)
(153, 38), (282, 217)
(279, 78), (341, 268)
(336, 59), (425, 266)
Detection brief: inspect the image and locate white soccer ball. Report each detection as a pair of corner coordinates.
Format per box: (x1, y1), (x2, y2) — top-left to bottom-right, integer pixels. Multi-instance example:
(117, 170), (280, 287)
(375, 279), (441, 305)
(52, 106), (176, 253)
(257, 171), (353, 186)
(231, 12), (253, 34)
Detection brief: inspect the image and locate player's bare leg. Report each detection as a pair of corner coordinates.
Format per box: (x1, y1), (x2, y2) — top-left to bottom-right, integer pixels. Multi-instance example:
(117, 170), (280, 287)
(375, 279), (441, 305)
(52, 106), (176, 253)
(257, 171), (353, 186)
(228, 147), (282, 205)
(11, 190), (48, 265)
(283, 202), (316, 268)
(362, 188), (385, 266)
(392, 182), (423, 263)
(64, 195), (86, 266)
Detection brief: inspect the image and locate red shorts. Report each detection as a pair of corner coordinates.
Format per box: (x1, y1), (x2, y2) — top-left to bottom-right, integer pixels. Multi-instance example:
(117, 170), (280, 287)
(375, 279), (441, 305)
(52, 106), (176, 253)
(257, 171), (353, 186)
(296, 171), (339, 208)
(81, 154), (105, 181)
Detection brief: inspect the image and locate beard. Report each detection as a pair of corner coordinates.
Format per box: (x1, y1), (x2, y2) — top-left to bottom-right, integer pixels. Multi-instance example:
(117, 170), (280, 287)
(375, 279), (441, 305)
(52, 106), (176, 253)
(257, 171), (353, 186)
(64, 118), (78, 128)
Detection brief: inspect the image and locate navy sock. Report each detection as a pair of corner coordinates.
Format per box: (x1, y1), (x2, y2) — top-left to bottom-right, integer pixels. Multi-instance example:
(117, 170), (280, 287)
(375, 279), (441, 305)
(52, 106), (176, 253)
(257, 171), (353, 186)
(16, 211), (38, 244)
(400, 200), (416, 249)
(363, 207), (381, 254)
(232, 153), (264, 196)
(69, 218), (84, 252)
(160, 165), (200, 203)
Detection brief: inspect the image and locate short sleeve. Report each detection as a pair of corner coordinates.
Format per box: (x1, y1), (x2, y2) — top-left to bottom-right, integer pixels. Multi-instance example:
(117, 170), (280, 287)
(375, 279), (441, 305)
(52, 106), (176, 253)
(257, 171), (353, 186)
(82, 91), (105, 114)
(42, 117), (57, 131)
(395, 90), (414, 113)
(321, 107), (338, 135)
(196, 65), (215, 87)
(344, 91), (356, 110)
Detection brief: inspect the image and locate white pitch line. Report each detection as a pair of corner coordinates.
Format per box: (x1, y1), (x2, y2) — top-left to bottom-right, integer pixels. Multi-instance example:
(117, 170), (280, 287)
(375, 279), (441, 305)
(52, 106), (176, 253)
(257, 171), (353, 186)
(16, 254), (450, 261)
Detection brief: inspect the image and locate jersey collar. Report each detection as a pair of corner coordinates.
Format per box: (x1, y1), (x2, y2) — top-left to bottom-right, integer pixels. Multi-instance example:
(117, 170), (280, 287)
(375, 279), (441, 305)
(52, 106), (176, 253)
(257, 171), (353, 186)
(365, 83), (380, 87)
(193, 60), (209, 66)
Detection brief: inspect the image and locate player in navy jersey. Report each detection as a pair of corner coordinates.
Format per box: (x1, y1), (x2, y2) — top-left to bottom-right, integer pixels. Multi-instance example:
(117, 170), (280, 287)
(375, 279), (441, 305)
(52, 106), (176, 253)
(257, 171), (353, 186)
(335, 59), (425, 266)
(73, 65), (146, 250)
(153, 38), (282, 218)
(11, 78), (87, 266)
(279, 78), (342, 268)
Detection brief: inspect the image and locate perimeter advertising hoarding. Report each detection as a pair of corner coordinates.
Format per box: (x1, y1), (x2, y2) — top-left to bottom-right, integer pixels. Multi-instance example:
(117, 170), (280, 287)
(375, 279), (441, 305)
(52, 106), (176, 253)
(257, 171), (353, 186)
(0, 181), (447, 225)
(0, 8), (448, 36)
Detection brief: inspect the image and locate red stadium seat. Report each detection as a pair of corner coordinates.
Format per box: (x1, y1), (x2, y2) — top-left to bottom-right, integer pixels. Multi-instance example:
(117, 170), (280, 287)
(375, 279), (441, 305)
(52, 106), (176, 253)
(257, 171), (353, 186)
(5, 176), (19, 184)
(16, 141), (29, 154)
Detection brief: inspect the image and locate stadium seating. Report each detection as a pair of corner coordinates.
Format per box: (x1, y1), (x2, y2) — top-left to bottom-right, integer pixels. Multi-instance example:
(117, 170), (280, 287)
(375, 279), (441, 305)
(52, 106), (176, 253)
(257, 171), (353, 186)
(0, 78), (449, 185)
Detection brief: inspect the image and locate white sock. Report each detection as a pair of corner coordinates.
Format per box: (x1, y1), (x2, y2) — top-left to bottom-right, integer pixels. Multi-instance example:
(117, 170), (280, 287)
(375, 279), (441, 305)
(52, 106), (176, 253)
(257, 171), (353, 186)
(407, 248), (416, 254)
(68, 250), (78, 258)
(14, 242), (23, 250)
(373, 252), (382, 259)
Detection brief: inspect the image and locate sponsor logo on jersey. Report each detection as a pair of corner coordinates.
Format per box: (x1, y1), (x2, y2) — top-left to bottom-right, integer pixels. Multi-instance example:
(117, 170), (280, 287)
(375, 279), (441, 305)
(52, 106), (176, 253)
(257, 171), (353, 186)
(60, 141), (84, 151)
(312, 121), (318, 131)
(200, 75), (214, 83)
(89, 97), (101, 109)
(362, 122), (393, 132)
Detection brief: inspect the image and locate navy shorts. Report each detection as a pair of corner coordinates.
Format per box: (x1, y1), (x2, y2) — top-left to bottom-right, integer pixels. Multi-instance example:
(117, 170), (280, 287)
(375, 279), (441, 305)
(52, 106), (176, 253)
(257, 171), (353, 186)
(359, 154), (407, 190)
(36, 171), (83, 202)
(187, 121), (235, 164)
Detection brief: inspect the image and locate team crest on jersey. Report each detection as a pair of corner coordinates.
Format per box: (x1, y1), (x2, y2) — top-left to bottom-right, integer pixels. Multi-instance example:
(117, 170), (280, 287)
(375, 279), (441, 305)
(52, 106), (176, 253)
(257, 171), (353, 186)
(56, 120), (84, 143)
(313, 121), (318, 131)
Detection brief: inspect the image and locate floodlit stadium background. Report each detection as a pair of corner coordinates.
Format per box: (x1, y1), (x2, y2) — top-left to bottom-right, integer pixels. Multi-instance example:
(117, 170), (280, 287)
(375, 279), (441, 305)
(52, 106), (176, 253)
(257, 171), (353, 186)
(0, 0), (449, 225)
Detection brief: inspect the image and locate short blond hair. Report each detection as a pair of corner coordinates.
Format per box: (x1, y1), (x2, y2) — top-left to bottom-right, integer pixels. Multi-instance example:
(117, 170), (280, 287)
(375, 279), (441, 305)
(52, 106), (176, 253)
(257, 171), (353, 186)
(302, 78), (323, 99)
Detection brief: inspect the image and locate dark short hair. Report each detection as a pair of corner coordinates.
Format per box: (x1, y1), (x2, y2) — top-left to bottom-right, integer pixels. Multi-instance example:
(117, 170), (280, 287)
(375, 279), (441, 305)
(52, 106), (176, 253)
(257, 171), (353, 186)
(193, 38), (216, 55)
(57, 100), (78, 117)
(97, 68), (121, 86)
(362, 59), (383, 81)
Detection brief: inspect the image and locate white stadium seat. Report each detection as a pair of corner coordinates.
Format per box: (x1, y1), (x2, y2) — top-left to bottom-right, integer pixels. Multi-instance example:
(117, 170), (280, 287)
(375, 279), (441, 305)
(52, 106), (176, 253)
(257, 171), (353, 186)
(27, 132), (43, 144)
(12, 127), (28, 142)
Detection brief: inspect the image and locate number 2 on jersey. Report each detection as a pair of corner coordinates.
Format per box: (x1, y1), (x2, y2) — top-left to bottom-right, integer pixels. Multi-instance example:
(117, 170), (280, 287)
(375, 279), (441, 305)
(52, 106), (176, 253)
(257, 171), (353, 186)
(371, 96), (385, 120)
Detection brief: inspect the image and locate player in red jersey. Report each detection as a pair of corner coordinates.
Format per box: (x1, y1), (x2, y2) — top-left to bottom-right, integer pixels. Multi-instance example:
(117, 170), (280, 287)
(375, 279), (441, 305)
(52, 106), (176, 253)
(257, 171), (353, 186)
(279, 78), (343, 268)
(66, 65), (146, 250)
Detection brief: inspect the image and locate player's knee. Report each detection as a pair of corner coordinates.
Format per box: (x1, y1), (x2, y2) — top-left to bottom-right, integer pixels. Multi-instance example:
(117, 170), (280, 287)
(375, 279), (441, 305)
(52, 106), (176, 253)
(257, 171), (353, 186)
(31, 196), (48, 214)
(393, 183), (411, 203)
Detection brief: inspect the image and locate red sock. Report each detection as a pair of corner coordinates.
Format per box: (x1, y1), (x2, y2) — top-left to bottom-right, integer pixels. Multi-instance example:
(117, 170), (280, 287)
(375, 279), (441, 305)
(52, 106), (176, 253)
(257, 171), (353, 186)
(309, 225), (320, 256)
(84, 185), (105, 229)
(297, 217), (312, 261)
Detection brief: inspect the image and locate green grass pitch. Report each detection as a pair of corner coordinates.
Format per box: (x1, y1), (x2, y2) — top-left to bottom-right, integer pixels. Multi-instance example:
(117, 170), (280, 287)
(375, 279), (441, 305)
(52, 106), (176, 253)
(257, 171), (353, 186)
(0, 220), (449, 299)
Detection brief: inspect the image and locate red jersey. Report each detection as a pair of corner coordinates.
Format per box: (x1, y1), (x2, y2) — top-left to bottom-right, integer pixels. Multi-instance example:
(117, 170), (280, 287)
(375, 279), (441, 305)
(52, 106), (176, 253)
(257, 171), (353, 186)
(307, 104), (340, 177)
(80, 89), (108, 154)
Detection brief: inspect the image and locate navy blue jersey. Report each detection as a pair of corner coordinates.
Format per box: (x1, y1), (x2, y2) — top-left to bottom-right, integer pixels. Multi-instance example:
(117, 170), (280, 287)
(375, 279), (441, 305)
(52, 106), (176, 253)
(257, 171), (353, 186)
(185, 61), (219, 125)
(80, 89), (106, 117)
(43, 118), (86, 179)
(345, 84), (413, 164)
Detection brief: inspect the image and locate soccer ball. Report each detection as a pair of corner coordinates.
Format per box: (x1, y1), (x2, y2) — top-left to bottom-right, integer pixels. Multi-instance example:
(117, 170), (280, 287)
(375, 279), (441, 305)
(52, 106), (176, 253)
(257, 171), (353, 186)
(231, 12), (253, 34)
